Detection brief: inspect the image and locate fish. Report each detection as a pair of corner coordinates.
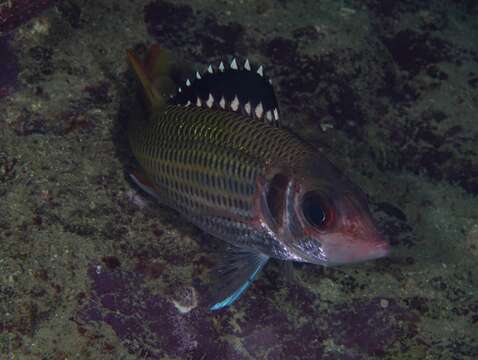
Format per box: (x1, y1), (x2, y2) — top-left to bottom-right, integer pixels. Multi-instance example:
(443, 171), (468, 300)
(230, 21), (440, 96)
(126, 44), (390, 311)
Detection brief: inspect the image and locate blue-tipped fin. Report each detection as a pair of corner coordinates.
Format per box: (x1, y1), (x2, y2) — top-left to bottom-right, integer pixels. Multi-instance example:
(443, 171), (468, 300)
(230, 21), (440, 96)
(209, 245), (269, 311)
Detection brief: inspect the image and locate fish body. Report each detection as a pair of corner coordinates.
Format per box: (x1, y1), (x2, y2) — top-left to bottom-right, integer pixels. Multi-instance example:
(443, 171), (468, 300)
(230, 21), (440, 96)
(127, 45), (389, 310)
(131, 104), (308, 260)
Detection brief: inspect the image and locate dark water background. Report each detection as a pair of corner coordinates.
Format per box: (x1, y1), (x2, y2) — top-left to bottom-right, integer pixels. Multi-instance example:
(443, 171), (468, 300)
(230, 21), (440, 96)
(0, 0), (477, 359)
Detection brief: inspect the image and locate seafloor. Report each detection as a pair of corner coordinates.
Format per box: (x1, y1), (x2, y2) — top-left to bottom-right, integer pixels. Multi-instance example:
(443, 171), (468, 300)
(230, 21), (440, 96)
(0, 0), (477, 359)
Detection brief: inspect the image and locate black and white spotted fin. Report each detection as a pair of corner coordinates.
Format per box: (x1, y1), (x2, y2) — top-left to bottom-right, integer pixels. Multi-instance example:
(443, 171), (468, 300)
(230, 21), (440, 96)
(170, 57), (281, 126)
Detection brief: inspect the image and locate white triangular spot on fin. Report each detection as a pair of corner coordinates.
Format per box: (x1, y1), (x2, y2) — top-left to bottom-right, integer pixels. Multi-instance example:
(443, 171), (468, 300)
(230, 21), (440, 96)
(219, 62), (225, 72)
(196, 71), (202, 80)
(219, 96), (226, 109)
(231, 95), (239, 111)
(266, 110), (272, 121)
(206, 93), (214, 108)
(268, 79), (272, 84)
(255, 102), (264, 118)
(244, 59), (251, 71)
(230, 58), (238, 70)
(186, 79), (191, 86)
(273, 108), (279, 120)
(196, 97), (202, 107)
(178, 87), (182, 93)
(186, 100), (191, 106)
(208, 65), (213, 73)
(244, 102), (251, 115)
(257, 65), (263, 77)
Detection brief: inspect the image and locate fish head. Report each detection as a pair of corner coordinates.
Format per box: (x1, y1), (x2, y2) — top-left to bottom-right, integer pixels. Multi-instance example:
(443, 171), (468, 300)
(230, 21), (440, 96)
(266, 157), (389, 266)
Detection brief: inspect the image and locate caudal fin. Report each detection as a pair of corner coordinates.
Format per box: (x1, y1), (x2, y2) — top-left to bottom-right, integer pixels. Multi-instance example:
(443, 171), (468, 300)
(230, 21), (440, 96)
(126, 45), (173, 112)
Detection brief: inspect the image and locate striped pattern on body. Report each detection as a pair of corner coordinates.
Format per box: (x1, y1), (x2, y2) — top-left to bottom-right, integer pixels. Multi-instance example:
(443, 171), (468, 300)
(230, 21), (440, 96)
(129, 104), (310, 249)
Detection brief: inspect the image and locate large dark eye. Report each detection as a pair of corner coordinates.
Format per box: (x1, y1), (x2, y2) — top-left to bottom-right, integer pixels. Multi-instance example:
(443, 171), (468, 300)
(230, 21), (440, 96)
(302, 192), (333, 229)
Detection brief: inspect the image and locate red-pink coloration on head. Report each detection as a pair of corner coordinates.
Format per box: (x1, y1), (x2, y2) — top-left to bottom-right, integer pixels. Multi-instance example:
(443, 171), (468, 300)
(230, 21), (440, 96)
(260, 156), (390, 267)
(303, 194), (390, 265)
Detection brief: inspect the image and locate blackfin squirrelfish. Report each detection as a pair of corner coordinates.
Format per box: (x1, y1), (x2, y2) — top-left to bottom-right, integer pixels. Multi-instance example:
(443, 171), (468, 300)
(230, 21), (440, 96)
(126, 44), (390, 311)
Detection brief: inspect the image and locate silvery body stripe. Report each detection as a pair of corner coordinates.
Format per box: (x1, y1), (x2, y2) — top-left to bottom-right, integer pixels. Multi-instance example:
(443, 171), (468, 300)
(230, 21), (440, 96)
(129, 105), (309, 251)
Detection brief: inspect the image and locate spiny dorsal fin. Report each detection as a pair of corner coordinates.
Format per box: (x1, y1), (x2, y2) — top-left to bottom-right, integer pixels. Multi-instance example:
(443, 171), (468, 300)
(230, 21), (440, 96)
(170, 57), (281, 126)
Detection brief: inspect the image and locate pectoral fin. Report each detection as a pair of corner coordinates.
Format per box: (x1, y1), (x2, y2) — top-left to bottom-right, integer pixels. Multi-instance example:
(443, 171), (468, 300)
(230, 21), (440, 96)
(209, 245), (269, 311)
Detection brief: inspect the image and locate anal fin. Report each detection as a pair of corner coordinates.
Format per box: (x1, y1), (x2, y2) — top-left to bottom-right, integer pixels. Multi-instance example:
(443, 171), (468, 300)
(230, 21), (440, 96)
(209, 245), (269, 311)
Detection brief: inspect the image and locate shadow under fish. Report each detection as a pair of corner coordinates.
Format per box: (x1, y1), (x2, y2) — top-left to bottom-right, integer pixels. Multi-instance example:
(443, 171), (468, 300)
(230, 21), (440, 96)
(126, 44), (390, 311)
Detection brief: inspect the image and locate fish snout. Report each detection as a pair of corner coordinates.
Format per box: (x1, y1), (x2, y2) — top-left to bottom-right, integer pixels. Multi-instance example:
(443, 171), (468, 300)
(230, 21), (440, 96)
(321, 232), (390, 266)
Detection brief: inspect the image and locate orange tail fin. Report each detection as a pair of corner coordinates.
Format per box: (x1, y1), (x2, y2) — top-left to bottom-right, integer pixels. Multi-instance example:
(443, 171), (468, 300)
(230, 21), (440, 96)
(126, 46), (166, 111)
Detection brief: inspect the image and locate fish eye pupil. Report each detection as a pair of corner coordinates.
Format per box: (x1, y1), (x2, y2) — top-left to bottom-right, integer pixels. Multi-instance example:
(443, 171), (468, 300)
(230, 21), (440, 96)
(302, 193), (328, 228)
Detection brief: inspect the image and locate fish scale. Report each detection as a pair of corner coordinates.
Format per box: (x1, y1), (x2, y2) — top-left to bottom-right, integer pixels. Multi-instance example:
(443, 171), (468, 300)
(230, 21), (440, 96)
(130, 104), (310, 239)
